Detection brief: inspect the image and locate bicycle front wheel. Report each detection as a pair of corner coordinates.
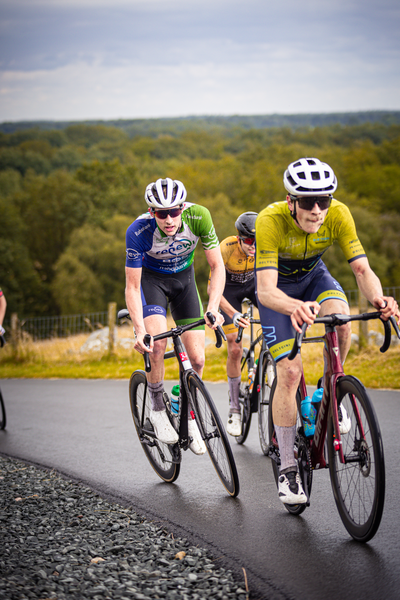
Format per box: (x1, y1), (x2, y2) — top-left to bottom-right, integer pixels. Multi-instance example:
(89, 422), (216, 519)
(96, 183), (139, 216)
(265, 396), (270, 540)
(129, 371), (180, 484)
(188, 373), (240, 497)
(327, 376), (385, 542)
(0, 388), (6, 430)
(258, 352), (275, 455)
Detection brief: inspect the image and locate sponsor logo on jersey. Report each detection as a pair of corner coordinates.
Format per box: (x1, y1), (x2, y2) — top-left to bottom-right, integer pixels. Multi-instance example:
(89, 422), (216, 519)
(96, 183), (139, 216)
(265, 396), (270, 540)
(156, 238), (195, 257)
(135, 222), (152, 236)
(126, 248), (141, 260)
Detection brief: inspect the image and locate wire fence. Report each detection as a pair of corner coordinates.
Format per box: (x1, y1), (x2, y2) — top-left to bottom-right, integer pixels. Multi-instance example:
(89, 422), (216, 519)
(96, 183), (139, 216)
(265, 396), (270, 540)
(8, 311), (110, 341)
(4, 286), (400, 341)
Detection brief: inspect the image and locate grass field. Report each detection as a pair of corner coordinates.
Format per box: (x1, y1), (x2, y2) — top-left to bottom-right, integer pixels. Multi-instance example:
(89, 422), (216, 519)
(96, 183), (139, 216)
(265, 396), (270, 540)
(1, 319), (399, 389)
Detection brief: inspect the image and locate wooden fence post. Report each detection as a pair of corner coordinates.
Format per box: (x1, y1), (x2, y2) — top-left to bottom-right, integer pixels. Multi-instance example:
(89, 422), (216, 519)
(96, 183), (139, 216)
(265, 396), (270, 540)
(358, 294), (369, 351)
(108, 302), (117, 355)
(10, 313), (20, 354)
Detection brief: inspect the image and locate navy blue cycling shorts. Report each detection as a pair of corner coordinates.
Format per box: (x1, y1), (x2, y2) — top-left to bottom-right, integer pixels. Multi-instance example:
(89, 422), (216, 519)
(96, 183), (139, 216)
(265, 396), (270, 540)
(256, 261), (348, 362)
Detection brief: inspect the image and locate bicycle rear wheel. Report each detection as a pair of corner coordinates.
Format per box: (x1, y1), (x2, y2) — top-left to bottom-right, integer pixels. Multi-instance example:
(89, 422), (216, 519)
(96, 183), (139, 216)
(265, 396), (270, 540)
(268, 379), (310, 515)
(327, 376), (385, 542)
(235, 365), (252, 445)
(258, 352), (275, 455)
(129, 370), (180, 483)
(0, 388), (6, 430)
(188, 373), (240, 497)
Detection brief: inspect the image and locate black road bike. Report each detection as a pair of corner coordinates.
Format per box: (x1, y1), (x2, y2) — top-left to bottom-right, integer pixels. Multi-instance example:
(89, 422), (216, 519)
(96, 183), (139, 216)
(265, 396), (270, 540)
(235, 301), (276, 453)
(119, 310), (240, 497)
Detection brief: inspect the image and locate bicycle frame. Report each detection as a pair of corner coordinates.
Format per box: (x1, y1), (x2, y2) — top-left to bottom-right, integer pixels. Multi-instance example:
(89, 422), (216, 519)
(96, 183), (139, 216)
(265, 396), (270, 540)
(138, 313), (225, 452)
(238, 303), (269, 413)
(298, 326), (345, 470)
(292, 311), (399, 470)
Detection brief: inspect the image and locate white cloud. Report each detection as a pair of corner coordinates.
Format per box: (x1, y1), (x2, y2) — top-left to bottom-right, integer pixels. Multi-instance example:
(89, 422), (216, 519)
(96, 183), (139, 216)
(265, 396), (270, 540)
(0, 0), (399, 120)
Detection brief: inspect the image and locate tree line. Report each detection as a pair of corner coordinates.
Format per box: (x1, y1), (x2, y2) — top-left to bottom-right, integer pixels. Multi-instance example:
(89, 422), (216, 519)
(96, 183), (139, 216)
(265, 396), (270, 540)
(1, 120), (400, 318)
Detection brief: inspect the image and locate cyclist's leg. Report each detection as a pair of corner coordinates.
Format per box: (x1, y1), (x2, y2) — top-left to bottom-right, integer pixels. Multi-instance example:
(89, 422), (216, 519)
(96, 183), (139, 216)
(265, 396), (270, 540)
(141, 271), (177, 443)
(168, 267), (207, 453)
(306, 262), (351, 374)
(257, 298), (306, 503)
(221, 282), (255, 434)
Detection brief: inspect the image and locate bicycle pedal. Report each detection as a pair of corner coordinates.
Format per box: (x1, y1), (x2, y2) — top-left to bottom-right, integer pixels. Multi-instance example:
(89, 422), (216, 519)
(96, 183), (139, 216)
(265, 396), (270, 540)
(168, 443), (182, 464)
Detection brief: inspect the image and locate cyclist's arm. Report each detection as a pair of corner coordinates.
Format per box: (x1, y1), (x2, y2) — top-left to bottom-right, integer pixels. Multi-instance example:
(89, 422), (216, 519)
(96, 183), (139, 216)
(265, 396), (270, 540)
(256, 268), (320, 333)
(219, 292), (250, 329)
(204, 247), (225, 328)
(125, 266), (153, 353)
(351, 256), (400, 322)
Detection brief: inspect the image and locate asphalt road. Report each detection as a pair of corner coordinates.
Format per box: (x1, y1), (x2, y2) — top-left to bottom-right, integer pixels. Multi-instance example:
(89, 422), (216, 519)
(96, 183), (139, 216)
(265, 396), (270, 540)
(1, 378), (400, 600)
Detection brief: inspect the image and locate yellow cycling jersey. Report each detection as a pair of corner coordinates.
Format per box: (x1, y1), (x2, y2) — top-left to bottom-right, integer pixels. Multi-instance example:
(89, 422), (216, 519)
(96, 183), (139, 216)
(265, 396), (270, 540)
(219, 236), (255, 284)
(255, 199), (366, 281)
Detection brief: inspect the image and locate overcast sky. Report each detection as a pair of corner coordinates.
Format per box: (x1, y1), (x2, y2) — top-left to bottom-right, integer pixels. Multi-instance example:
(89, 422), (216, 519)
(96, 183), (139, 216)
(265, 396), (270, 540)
(1, 0), (400, 122)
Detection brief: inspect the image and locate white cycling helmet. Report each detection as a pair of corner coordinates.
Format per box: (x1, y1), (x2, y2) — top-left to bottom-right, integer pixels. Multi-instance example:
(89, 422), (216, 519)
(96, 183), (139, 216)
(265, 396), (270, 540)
(145, 178), (187, 209)
(283, 158), (337, 196)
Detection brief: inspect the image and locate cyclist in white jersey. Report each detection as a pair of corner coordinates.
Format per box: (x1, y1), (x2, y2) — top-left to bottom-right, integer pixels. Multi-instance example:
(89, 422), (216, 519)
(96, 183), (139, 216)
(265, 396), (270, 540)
(125, 178), (225, 453)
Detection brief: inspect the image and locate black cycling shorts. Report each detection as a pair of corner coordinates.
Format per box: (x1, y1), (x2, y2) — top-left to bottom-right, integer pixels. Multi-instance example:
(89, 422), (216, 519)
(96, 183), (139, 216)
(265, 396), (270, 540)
(140, 265), (204, 329)
(220, 277), (257, 335)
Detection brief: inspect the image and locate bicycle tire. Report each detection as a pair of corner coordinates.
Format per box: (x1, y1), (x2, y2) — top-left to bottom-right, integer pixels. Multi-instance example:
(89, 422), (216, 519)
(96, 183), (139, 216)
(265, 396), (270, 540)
(188, 372), (240, 497)
(0, 388), (6, 430)
(235, 370), (252, 445)
(258, 352), (275, 455)
(327, 375), (385, 542)
(268, 379), (309, 515)
(129, 371), (180, 483)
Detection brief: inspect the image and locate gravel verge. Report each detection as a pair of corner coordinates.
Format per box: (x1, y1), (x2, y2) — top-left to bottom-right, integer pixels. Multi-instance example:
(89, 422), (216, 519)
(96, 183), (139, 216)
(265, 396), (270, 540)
(0, 455), (249, 600)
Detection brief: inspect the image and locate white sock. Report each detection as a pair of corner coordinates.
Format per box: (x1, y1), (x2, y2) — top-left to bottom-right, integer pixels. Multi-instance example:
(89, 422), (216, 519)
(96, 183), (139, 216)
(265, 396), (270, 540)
(275, 424), (297, 474)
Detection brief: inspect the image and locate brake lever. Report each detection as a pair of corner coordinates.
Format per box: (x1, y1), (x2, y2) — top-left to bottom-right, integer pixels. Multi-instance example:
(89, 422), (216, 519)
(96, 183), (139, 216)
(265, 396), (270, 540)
(288, 321), (308, 361)
(206, 311), (226, 348)
(143, 333), (152, 372)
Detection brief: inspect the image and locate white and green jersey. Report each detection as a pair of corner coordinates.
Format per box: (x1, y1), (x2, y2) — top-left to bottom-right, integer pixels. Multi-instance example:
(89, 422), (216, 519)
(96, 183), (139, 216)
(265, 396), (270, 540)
(126, 203), (219, 273)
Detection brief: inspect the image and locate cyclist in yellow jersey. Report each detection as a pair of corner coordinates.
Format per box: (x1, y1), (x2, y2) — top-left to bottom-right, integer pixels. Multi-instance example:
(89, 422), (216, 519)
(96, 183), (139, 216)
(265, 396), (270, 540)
(255, 157), (400, 506)
(211, 212), (258, 436)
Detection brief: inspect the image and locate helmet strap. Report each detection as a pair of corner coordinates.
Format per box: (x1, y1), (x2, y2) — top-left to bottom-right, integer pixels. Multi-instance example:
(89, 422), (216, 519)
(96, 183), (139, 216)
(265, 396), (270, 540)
(287, 196), (300, 226)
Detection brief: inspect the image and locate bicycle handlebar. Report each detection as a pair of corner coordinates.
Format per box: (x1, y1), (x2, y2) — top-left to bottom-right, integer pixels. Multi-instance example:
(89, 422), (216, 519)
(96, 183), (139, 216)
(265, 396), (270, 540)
(0, 334), (5, 348)
(118, 309), (226, 372)
(288, 311), (400, 361)
(235, 311), (261, 344)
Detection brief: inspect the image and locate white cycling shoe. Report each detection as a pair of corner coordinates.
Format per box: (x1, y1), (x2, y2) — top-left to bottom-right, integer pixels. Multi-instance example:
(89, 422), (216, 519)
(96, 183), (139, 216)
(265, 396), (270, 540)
(226, 413), (242, 437)
(278, 471), (307, 505)
(188, 416), (206, 455)
(339, 405), (351, 434)
(150, 409), (179, 445)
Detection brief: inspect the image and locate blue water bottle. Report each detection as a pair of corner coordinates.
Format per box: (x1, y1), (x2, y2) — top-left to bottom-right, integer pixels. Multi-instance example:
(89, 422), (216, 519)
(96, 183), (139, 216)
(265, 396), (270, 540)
(301, 395), (316, 438)
(170, 385), (180, 415)
(311, 388), (323, 422)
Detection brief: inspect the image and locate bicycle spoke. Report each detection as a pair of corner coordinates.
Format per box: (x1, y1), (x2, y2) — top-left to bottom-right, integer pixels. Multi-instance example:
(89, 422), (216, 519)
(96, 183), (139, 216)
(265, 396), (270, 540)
(328, 376), (385, 542)
(129, 371), (180, 483)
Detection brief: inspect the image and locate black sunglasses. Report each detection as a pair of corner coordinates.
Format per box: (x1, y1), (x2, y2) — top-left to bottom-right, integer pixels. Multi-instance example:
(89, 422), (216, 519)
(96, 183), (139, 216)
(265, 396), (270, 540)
(153, 207), (182, 219)
(291, 195), (332, 211)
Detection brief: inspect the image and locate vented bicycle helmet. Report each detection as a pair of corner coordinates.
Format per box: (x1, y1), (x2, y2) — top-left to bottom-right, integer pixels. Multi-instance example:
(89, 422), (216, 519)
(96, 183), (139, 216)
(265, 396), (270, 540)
(145, 178), (187, 209)
(283, 158), (337, 196)
(235, 212), (258, 237)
